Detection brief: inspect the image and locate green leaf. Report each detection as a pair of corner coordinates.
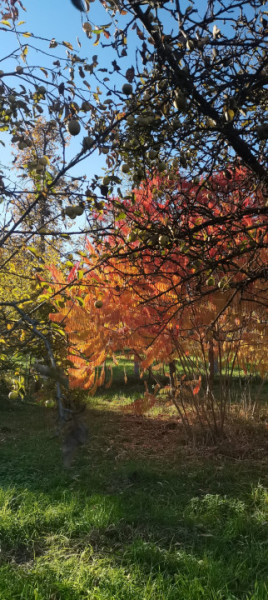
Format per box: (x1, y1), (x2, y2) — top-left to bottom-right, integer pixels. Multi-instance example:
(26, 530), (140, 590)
(38, 294), (51, 302)
(115, 212), (126, 221)
(55, 299), (65, 308)
(56, 328), (66, 336)
(21, 46), (28, 62)
(76, 297), (85, 307)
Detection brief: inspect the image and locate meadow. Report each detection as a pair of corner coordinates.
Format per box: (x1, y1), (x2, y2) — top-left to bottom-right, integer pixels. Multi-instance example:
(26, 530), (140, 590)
(0, 364), (267, 600)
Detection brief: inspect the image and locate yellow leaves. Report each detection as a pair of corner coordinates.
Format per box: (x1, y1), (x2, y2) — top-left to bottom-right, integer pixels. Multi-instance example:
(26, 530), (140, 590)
(38, 293), (51, 302)
(224, 109), (235, 122)
(39, 67), (48, 78)
(93, 350), (107, 368)
(1, 20), (11, 27)
(27, 246), (41, 257)
(93, 35), (100, 47)
(115, 112), (126, 121)
(76, 296), (85, 307)
(62, 41), (73, 50)
(21, 46), (28, 62)
(141, 348), (155, 370)
(84, 371), (97, 391)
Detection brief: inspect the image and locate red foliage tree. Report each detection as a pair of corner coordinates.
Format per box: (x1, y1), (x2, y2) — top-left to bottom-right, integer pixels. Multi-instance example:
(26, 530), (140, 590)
(48, 168), (267, 435)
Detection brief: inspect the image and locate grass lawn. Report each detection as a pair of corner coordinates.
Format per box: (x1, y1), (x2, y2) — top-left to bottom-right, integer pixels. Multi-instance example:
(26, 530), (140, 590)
(0, 379), (267, 599)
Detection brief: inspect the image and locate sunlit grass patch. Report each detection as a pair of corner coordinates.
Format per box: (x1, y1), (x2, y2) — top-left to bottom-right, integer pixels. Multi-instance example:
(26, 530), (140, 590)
(0, 399), (267, 599)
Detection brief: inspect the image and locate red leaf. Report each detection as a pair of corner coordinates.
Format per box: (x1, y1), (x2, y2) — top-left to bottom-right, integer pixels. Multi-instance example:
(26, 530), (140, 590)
(192, 376), (201, 395)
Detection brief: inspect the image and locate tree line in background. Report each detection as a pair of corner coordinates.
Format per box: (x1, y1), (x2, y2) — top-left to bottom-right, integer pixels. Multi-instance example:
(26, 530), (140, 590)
(0, 0), (267, 438)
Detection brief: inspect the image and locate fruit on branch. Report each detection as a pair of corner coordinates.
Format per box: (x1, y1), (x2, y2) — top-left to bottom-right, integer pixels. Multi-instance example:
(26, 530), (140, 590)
(94, 300), (103, 308)
(148, 149), (158, 159)
(18, 141), (28, 150)
(36, 86), (46, 95)
(122, 84), (133, 95)
(82, 136), (94, 150)
(127, 115), (135, 125)
(75, 205), (84, 216)
(68, 120), (81, 136)
(38, 156), (50, 167)
(64, 205), (84, 219)
(99, 147), (109, 154)
(81, 101), (91, 112)
(121, 163), (131, 173)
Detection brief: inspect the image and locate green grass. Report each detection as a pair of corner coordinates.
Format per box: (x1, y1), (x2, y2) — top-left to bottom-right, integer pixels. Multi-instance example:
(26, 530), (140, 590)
(92, 356), (268, 416)
(0, 397), (267, 600)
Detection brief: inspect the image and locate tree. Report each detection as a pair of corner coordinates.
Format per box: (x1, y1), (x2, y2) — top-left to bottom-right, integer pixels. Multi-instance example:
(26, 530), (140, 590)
(48, 170), (267, 437)
(0, 0), (267, 425)
(1, 0), (267, 243)
(94, 167), (267, 307)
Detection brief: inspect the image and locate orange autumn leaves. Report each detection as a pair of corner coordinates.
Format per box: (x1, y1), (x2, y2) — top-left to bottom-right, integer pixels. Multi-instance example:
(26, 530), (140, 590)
(49, 169), (267, 391)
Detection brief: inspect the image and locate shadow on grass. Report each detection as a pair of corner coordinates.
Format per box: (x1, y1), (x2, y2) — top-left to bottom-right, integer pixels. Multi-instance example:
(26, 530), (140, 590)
(0, 403), (267, 600)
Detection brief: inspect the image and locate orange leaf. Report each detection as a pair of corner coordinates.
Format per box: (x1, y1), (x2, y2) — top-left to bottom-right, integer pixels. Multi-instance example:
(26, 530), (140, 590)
(192, 376), (201, 395)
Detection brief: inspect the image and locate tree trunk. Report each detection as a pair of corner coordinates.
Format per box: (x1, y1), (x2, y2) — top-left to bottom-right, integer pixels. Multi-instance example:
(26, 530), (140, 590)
(134, 355), (140, 378)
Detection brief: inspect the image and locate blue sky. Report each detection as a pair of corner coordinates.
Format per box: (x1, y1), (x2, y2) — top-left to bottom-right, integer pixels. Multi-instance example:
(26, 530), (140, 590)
(0, 0), (117, 181)
(0, 0), (256, 183)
